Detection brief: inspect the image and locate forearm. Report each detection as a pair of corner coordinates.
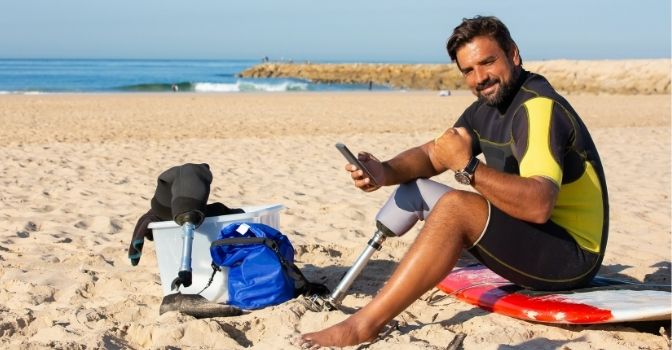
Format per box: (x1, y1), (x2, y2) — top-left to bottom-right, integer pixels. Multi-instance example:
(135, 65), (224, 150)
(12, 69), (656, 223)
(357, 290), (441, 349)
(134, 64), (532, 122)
(472, 163), (557, 223)
(382, 142), (442, 186)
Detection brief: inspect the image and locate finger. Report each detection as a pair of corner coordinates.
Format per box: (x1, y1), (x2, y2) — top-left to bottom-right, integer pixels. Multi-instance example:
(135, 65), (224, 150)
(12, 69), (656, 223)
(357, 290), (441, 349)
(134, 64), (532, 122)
(455, 126), (472, 142)
(363, 183), (380, 192)
(434, 127), (452, 144)
(454, 126), (467, 137)
(344, 163), (359, 172)
(356, 178), (380, 192)
(350, 169), (366, 180)
(354, 177), (372, 188)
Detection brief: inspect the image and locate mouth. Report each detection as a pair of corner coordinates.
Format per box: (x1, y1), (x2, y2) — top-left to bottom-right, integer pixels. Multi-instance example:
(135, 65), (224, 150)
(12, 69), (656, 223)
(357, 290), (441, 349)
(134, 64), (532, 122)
(477, 80), (499, 96)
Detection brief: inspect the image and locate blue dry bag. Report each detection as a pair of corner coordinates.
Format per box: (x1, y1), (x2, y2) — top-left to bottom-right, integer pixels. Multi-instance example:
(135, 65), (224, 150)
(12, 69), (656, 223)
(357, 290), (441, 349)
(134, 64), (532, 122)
(210, 223), (297, 309)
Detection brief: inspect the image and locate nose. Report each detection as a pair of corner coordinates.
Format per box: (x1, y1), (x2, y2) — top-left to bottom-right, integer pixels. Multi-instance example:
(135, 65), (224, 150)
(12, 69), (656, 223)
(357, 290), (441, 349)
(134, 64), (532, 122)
(473, 66), (487, 84)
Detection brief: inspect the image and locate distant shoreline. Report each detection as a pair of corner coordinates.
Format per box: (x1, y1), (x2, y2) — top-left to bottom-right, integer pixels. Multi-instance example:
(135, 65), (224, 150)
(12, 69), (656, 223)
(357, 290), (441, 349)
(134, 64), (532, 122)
(240, 59), (671, 95)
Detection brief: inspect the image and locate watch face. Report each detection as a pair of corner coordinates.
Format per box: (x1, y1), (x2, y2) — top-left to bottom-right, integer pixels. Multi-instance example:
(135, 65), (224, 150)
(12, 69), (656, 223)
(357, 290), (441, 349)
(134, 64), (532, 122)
(455, 172), (471, 185)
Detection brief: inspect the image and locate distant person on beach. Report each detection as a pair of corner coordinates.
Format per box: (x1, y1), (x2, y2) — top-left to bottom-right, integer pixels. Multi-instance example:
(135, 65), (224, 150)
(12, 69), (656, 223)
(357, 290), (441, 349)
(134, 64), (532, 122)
(301, 15), (609, 347)
(171, 84), (179, 92)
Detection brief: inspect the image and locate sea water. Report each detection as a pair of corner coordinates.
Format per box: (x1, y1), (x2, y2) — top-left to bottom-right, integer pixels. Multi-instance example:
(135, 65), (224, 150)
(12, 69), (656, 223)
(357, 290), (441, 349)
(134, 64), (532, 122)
(0, 59), (388, 94)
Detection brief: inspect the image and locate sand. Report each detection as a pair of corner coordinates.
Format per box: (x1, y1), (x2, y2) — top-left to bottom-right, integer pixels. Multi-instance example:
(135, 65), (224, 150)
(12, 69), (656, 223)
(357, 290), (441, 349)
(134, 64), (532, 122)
(0, 88), (670, 349)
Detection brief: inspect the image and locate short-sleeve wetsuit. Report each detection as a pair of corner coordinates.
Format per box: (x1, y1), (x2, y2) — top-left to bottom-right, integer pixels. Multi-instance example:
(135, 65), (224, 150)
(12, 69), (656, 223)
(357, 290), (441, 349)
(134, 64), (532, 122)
(455, 69), (609, 290)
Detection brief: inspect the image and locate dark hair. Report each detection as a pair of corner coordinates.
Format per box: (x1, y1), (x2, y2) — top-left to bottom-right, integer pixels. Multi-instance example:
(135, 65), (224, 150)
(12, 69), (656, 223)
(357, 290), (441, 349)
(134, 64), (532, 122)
(446, 16), (521, 67)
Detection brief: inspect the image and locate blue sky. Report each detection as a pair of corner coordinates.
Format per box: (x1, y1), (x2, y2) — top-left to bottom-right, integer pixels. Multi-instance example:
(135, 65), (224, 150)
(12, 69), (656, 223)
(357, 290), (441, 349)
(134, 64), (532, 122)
(1, 0), (670, 62)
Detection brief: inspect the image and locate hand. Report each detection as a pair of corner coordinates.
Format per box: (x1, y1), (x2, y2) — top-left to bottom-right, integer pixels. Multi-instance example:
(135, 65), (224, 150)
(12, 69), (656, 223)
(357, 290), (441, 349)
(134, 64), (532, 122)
(433, 127), (473, 171)
(345, 152), (384, 192)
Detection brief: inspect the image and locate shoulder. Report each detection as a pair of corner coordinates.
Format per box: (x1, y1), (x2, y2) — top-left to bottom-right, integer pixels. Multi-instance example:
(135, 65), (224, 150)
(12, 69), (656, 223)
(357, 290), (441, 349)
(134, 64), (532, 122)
(515, 72), (578, 122)
(519, 72), (572, 110)
(520, 72), (556, 97)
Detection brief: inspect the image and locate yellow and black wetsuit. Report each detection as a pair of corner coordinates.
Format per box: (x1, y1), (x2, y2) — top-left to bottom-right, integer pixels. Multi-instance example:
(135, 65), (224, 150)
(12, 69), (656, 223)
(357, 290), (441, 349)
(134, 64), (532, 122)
(455, 69), (609, 290)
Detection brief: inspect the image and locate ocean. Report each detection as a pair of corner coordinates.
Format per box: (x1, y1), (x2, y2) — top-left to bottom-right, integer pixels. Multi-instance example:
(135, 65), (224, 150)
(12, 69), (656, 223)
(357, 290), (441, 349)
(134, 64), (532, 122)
(0, 59), (388, 94)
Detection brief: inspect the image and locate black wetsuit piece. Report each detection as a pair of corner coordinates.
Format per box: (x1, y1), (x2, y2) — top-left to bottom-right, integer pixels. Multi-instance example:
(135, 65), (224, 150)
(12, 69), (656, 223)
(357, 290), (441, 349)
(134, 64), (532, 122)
(455, 69), (609, 290)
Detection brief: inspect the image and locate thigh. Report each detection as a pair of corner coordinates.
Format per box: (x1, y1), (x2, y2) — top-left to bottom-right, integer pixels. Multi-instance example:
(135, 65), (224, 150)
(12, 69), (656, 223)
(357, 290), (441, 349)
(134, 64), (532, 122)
(468, 204), (602, 290)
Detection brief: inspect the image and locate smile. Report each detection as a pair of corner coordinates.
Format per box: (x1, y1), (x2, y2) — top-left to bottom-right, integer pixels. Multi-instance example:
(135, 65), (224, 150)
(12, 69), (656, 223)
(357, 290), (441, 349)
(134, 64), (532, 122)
(479, 81), (498, 95)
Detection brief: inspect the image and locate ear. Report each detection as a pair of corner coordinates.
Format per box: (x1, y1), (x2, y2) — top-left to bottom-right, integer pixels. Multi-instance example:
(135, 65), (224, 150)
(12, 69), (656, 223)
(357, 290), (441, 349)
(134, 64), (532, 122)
(510, 44), (521, 66)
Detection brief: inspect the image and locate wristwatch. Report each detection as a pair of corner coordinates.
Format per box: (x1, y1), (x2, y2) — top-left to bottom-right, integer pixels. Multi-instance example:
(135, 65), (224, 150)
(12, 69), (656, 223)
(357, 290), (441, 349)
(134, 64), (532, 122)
(454, 157), (480, 186)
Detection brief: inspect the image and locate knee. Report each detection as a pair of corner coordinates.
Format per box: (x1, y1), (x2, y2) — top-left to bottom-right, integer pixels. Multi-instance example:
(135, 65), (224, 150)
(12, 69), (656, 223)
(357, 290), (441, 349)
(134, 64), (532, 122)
(432, 190), (487, 245)
(434, 190), (471, 209)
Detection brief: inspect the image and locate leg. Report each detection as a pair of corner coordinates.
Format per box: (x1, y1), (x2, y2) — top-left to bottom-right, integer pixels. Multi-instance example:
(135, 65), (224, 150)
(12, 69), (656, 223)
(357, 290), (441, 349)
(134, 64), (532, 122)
(300, 190), (489, 347)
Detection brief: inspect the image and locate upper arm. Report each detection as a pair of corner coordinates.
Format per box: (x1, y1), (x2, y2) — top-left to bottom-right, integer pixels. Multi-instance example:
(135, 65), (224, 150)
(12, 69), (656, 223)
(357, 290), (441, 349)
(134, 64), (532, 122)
(513, 97), (574, 188)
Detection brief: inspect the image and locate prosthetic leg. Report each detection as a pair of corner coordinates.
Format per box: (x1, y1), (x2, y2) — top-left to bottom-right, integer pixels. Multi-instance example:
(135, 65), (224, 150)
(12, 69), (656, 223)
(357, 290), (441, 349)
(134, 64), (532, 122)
(307, 179), (453, 312)
(171, 210), (205, 290)
(149, 163), (212, 291)
(309, 221), (396, 311)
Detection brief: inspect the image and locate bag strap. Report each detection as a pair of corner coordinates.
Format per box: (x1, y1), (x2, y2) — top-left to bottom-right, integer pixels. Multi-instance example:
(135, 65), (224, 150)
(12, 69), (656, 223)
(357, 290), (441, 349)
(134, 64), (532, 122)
(211, 237), (269, 247)
(208, 236), (329, 297)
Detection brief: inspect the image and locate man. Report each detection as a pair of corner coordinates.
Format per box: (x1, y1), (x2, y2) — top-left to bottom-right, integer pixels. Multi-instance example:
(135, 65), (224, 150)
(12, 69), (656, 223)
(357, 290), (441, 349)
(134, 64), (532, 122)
(300, 15), (609, 347)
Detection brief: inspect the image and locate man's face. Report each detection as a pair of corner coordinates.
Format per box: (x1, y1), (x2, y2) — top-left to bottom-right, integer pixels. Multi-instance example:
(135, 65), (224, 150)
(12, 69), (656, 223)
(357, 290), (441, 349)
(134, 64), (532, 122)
(455, 35), (520, 106)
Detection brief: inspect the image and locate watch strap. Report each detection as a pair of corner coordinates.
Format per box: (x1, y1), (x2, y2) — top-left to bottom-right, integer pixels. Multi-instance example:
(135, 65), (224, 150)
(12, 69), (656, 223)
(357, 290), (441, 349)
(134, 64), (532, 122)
(463, 157), (480, 175)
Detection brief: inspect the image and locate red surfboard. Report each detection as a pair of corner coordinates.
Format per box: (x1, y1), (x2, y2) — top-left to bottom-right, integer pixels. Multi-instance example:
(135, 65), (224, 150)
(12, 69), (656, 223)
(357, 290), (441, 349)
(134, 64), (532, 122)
(437, 264), (671, 324)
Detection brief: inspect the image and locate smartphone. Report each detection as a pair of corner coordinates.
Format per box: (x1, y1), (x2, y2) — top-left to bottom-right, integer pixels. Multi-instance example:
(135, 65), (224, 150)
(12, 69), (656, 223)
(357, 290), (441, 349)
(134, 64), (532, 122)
(335, 143), (378, 187)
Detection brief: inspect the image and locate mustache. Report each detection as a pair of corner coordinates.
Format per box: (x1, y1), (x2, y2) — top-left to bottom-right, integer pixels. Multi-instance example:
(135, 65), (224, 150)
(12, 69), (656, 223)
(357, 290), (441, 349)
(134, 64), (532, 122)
(476, 78), (498, 92)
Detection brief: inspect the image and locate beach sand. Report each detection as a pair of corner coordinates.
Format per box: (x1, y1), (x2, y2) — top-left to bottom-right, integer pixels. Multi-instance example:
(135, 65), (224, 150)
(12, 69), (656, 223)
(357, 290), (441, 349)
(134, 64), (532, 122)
(0, 89), (670, 349)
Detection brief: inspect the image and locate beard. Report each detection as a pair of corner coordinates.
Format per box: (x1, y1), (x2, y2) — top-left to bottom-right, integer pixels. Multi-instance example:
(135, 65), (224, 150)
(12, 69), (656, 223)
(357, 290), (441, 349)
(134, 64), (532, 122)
(476, 77), (514, 106)
(475, 68), (520, 106)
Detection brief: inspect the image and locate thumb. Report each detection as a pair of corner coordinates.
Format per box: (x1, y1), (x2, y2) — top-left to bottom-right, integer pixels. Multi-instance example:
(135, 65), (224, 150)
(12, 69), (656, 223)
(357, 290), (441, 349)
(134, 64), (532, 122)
(455, 127), (472, 142)
(357, 152), (372, 162)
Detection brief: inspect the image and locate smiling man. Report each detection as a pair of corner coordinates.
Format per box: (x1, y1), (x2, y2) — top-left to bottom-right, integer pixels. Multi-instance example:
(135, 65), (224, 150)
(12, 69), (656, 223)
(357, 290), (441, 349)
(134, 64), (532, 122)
(300, 16), (609, 347)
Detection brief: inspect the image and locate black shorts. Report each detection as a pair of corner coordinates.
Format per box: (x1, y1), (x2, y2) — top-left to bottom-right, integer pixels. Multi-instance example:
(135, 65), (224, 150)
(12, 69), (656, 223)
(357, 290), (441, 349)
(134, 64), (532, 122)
(467, 203), (603, 291)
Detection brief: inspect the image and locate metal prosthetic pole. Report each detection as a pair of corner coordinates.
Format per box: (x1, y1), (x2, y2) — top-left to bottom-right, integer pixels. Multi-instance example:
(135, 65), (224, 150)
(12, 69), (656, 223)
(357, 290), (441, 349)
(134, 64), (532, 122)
(171, 211), (204, 291)
(176, 222), (195, 287)
(309, 221), (396, 311)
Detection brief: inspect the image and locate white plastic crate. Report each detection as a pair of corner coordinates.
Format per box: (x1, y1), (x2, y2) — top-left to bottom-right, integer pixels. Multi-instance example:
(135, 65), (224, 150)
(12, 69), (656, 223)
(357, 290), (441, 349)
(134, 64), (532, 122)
(148, 204), (283, 303)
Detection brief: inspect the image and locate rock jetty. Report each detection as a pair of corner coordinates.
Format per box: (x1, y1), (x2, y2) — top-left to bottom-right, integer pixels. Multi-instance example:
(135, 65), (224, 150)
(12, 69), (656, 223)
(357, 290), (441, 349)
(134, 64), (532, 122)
(239, 59), (670, 94)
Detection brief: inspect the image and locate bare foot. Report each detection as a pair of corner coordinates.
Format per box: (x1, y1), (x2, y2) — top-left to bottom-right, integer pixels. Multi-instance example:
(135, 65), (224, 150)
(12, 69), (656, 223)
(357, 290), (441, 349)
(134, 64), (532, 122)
(299, 317), (379, 348)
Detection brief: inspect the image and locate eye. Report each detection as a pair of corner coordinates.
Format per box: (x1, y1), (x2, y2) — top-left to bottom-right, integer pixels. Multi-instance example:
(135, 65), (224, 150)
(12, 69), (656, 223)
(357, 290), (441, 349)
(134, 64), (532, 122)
(484, 57), (497, 65)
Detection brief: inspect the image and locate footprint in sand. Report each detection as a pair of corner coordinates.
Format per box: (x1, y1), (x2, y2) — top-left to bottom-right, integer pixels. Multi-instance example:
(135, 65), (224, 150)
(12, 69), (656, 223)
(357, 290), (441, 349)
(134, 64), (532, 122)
(74, 217), (123, 234)
(345, 209), (367, 221)
(31, 205), (55, 213)
(19, 220), (50, 241)
(24, 221), (39, 232)
(74, 221), (88, 229)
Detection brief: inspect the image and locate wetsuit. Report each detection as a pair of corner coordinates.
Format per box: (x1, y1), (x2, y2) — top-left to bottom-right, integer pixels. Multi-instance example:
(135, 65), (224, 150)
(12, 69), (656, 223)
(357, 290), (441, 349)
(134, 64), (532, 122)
(453, 69), (609, 290)
(375, 69), (609, 290)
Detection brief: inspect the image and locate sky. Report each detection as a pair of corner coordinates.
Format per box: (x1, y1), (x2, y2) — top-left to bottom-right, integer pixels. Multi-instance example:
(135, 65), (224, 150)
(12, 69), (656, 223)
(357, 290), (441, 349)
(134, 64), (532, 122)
(1, 0), (670, 62)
